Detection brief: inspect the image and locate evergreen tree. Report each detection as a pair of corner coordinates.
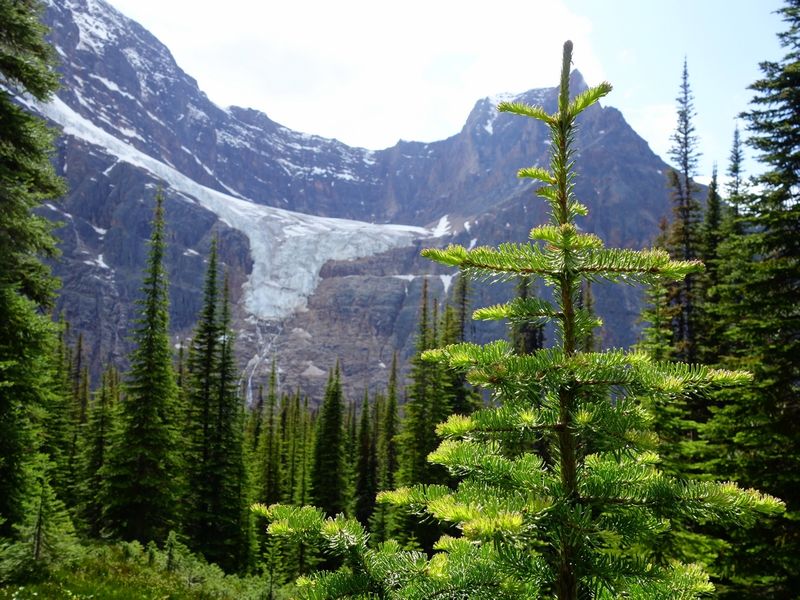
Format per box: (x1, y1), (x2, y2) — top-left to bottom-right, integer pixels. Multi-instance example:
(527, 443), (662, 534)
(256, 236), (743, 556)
(311, 365), (346, 516)
(0, 0), (65, 537)
(205, 274), (249, 571)
(705, 3), (800, 594)
(370, 355), (399, 542)
(725, 125), (745, 207)
(353, 392), (377, 527)
(255, 370), (282, 506)
(259, 41), (784, 600)
(666, 58), (703, 364)
(184, 238), (222, 547)
(0, 455), (80, 583)
(101, 191), (181, 543)
(42, 318), (75, 503)
(396, 280), (435, 489)
(78, 366), (119, 538)
(696, 165), (724, 364)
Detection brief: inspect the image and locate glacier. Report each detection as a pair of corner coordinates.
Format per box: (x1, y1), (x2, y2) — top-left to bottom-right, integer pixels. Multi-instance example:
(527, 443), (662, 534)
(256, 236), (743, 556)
(33, 96), (433, 322)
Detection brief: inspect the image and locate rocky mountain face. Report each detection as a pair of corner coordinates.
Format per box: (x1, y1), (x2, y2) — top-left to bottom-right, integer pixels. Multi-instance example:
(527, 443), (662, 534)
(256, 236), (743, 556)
(34, 0), (676, 399)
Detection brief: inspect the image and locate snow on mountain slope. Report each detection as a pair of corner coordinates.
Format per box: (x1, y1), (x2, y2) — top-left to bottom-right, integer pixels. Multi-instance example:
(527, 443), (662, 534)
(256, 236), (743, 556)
(33, 96), (431, 321)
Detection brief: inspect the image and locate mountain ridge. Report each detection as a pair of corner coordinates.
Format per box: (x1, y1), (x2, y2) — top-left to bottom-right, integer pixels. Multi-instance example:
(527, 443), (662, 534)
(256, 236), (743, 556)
(36, 0), (675, 398)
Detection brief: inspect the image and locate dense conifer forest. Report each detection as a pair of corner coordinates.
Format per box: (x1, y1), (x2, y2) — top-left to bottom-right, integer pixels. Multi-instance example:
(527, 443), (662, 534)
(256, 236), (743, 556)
(1, 1), (798, 598)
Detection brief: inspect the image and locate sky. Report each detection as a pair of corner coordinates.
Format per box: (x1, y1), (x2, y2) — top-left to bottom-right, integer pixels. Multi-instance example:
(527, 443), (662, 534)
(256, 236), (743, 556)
(106, 0), (785, 183)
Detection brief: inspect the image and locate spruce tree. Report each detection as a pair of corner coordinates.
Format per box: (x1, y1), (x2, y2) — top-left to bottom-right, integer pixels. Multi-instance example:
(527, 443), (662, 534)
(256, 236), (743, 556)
(255, 370), (282, 506)
(666, 58), (703, 364)
(0, 0), (65, 537)
(311, 365), (347, 516)
(370, 354), (399, 542)
(206, 274), (249, 571)
(0, 455), (80, 583)
(258, 41), (783, 600)
(704, 2), (800, 594)
(185, 237), (222, 542)
(101, 191), (181, 543)
(78, 365), (119, 538)
(353, 392), (377, 527)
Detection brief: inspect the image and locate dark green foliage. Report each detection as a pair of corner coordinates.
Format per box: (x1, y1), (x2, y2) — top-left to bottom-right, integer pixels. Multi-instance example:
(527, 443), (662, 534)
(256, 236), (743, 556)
(78, 366), (119, 538)
(183, 244), (249, 571)
(184, 238), (222, 547)
(254, 371), (282, 506)
(0, 0), (65, 538)
(369, 356), (399, 543)
(704, 2), (800, 594)
(353, 393), (377, 527)
(311, 365), (346, 516)
(101, 192), (181, 543)
(0, 456), (80, 583)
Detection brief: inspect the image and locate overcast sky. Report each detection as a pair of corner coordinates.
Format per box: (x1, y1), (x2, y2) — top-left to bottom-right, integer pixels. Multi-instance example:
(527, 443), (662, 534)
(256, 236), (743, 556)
(107, 0), (785, 182)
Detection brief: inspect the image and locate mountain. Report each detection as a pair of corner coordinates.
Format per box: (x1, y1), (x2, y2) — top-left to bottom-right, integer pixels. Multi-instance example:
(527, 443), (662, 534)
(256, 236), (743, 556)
(33, 0), (676, 399)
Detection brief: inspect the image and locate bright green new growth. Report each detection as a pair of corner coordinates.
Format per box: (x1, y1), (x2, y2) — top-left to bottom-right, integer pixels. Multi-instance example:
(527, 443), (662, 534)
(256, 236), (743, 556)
(254, 42), (782, 599)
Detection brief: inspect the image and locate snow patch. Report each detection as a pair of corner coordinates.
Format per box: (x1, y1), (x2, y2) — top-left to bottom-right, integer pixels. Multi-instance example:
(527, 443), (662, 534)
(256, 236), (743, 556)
(468, 238), (478, 250)
(431, 215), (451, 237)
(84, 254), (110, 269)
(301, 363), (326, 378)
(183, 248), (200, 257)
(440, 274), (454, 296)
(88, 74), (136, 101)
(392, 275), (416, 282)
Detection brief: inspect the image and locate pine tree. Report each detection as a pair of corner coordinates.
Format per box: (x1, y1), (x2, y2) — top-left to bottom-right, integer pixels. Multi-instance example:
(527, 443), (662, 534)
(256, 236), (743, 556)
(704, 2), (800, 594)
(0, 0), (65, 537)
(101, 190), (181, 543)
(258, 41), (784, 600)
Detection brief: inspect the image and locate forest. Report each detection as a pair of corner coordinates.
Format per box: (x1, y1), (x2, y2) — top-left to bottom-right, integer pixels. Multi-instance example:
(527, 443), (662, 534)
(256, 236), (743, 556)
(1, 0), (799, 598)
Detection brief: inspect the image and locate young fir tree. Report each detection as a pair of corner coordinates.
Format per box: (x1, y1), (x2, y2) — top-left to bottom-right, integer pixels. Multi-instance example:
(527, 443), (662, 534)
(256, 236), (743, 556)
(78, 365), (119, 538)
(101, 190), (181, 543)
(256, 41), (783, 600)
(0, 0), (65, 538)
(703, 2), (800, 594)
(0, 455), (80, 583)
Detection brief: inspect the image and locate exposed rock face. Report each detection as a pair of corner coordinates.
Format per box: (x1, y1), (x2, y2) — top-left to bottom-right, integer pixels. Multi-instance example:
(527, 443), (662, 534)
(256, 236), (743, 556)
(35, 0), (677, 399)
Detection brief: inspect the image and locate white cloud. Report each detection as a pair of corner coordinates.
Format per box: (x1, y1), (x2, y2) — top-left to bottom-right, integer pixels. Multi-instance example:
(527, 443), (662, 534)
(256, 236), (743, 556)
(107, 0), (601, 149)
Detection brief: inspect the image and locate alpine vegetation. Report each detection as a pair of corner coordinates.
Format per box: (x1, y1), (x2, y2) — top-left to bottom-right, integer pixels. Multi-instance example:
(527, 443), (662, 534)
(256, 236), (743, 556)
(253, 42), (783, 599)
